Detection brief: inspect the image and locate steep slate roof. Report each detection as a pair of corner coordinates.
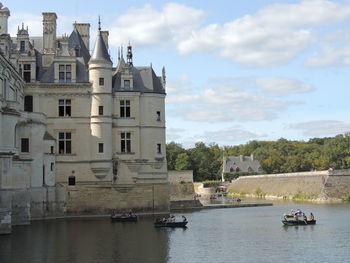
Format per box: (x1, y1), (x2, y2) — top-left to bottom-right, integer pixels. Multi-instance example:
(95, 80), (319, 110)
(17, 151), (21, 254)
(224, 156), (263, 173)
(89, 31), (111, 63)
(43, 131), (56, 141)
(69, 29), (90, 64)
(112, 65), (165, 94)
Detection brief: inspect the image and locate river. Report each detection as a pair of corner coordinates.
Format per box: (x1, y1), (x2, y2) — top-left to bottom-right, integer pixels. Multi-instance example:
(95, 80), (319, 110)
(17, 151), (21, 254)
(1, 202), (350, 263)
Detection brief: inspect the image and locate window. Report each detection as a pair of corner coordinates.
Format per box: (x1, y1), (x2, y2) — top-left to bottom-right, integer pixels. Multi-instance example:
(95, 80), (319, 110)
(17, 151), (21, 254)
(23, 64), (31, 83)
(99, 78), (104, 86)
(98, 143), (104, 153)
(121, 132), (131, 153)
(58, 99), (71, 117)
(120, 100), (130, 118)
(58, 132), (71, 154)
(50, 163), (54, 171)
(59, 64), (72, 83)
(24, 96), (33, 112)
(157, 143), (161, 154)
(50, 146), (54, 154)
(98, 106), (104, 115)
(124, 80), (130, 89)
(21, 138), (29, 153)
(20, 41), (25, 53)
(68, 176), (75, 186)
(156, 111), (161, 121)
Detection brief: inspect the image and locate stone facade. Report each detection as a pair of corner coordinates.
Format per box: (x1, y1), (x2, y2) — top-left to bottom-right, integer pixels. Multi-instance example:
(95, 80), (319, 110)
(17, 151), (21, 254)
(0, 2), (169, 233)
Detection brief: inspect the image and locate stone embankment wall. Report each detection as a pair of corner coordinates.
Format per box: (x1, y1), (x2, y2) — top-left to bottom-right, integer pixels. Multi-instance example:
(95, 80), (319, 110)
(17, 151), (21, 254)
(168, 171), (202, 210)
(227, 170), (350, 201)
(66, 183), (170, 214)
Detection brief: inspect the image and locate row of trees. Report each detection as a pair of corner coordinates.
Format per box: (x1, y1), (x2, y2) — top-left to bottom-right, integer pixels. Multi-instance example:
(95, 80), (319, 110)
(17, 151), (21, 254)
(166, 134), (350, 182)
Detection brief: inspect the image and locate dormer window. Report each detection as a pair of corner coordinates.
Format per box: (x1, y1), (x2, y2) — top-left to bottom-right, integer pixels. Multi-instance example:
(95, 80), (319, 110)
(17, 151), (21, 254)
(124, 80), (130, 90)
(20, 41), (25, 53)
(59, 64), (72, 83)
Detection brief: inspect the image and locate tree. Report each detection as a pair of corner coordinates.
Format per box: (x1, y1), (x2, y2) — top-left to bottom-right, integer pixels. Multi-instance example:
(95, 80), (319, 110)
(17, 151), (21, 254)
(175, 153), (191, 171)
(166, 142), (185, 170)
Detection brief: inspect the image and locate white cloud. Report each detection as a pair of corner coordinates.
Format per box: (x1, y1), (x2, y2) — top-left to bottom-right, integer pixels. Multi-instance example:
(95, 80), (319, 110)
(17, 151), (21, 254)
(290, 120), (350, 136)
(167, 76), (311, 123)
(108, 3), (204, 48)
(201, 126), (267, 143)
(256, 78), (315, 96)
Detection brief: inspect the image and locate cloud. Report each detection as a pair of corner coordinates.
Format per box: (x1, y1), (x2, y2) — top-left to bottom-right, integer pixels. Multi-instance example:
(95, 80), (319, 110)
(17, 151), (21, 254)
(108, 3), (204, 48)
(167, 76), (311, 123)
(166, 128), (187, 141)
(256, 78), (315, 96)
(201, 126), (267, 143)
(290, 120), (350, 136)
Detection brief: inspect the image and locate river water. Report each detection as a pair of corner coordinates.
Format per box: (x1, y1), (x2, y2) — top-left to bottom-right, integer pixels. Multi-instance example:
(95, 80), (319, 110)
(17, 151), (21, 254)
(1, 201), (350, 263)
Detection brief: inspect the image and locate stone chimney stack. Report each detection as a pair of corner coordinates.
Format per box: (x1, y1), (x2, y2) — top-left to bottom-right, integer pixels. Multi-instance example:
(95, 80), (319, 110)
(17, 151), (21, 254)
(42, 12), (57, 54)
(250, 154), (254, 161)
(73, 23), (90, 51)
(100, 30), (109, 50)
(0, 3), (10, 35)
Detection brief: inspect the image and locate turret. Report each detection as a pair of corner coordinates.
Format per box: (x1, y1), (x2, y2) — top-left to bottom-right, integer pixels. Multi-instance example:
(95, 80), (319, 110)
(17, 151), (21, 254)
(88, 18), (113, 180)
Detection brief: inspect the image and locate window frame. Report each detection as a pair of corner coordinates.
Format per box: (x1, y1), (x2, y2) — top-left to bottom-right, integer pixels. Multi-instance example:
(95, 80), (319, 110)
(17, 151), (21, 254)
(59, 64), (72, 83)
(120, 100), (130, 118)
(121, 132), (131, 153)
(98, 143), (104, 153)
(21, 138), (29, 153)
(58, 132), (72, 154)
(58, 99), (72, 117)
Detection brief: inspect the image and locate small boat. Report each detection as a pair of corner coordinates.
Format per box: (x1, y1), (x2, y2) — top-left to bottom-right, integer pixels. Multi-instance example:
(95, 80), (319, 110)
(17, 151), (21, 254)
(154, 215), (188, 228)
(282, 219), (316, 226)
(281, 210), (316, 226)
(154, 221), (188, 228)
(110, 214), (138, 222)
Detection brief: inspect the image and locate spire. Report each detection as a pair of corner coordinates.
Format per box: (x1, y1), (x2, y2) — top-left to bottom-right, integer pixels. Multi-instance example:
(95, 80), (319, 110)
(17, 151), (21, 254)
(162, 66), (166, 87)
(89, 17), (111, 63)
(127, 41), (133, 66)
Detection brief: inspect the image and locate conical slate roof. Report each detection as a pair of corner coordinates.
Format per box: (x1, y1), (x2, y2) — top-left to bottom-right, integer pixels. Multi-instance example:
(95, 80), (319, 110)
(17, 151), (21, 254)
(90, 30), (111, 63)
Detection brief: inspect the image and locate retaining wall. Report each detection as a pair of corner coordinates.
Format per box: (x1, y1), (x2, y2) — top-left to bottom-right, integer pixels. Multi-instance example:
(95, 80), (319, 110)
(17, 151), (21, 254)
(227, 170), (350, 201)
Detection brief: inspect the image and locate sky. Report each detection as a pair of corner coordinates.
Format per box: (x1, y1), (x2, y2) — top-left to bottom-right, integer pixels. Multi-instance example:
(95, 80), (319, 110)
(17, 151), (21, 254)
(5, 0), (350, 148)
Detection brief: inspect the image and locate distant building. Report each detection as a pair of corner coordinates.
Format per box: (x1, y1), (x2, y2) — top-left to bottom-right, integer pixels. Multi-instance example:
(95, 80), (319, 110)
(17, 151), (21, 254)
(222, 155), (263, 181)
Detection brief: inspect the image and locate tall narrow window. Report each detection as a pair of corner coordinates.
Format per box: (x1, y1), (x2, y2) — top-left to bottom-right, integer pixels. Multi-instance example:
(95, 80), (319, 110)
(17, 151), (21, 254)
(58, 132), (72, 154)
(23, 64), (31, 83)
(50, 146), (54, 154)
(21, 138), (29, 153)
(98, 106), (104, 115)
(157, 143), (161, 154)
(121, 132), (131, 153)
(156, 111), (161, 121)
(0, 78), (3, 97)
(98, 143), (104, 153)
(124, 80), (130, 89)
(120, 100), (130, 118)
(50, 163), (54, 171)
(20, 41), (25, 53)
(58, 99), (71, 117)
(24, 96), (33, 112)
(59, 64), (72, 83)
(99, 78), (104, 86)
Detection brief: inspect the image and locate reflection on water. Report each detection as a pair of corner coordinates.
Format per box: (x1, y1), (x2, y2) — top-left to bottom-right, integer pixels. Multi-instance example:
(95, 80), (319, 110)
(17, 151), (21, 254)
(1, 202), (350, 263)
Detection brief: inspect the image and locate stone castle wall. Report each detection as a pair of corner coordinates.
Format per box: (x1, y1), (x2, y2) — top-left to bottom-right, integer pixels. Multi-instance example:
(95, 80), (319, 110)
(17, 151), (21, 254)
(65, 183), (170, 215)
(227, 170), (350, 201)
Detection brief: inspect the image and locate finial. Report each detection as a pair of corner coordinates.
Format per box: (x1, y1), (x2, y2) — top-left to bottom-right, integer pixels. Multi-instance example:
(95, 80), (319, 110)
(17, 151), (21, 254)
(121, 45), (123, 59)
(98, 16), (101, 31)
(118, 47), (120, 61)
(127, 42), (133, 66)
(22, 23), (24, 30)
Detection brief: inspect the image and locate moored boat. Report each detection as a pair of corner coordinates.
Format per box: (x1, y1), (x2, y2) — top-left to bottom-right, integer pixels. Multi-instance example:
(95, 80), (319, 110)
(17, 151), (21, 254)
(111, 214), (138, 222)
(154, 215), (188, 228)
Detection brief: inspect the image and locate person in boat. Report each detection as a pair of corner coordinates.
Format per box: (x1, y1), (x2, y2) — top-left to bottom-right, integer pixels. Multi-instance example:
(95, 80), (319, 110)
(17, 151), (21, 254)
(309, 212), (314, 221)
(182, 215), (187, 222)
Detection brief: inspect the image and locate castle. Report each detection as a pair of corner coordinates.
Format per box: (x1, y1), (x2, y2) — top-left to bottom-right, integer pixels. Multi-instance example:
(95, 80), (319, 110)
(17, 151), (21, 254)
(0, 3), (169, 232)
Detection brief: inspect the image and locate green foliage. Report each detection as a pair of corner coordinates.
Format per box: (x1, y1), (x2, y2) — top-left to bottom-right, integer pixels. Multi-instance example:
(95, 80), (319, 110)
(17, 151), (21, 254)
(255, 187), (266, 198)
(166, 133), (350, 182)
(175, 153), (191, 171)
(202, 180), (221, 188)
(292, 190), (316, 200)
(342, 193), (350, 202)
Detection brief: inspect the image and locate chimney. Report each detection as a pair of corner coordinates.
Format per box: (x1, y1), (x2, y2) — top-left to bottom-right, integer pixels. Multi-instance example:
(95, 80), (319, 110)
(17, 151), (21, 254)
(0, 3), (10, 35)
(73, 23), (90, 51)
(100, 30), (109, 50)
(250, 154), (254, 161)
(42, 12), (57, 54)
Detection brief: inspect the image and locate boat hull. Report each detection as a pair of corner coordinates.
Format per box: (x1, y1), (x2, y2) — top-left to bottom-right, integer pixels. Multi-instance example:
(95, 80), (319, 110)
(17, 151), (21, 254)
(282, 219), (316, 226)
(154, 221), (188, 228)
